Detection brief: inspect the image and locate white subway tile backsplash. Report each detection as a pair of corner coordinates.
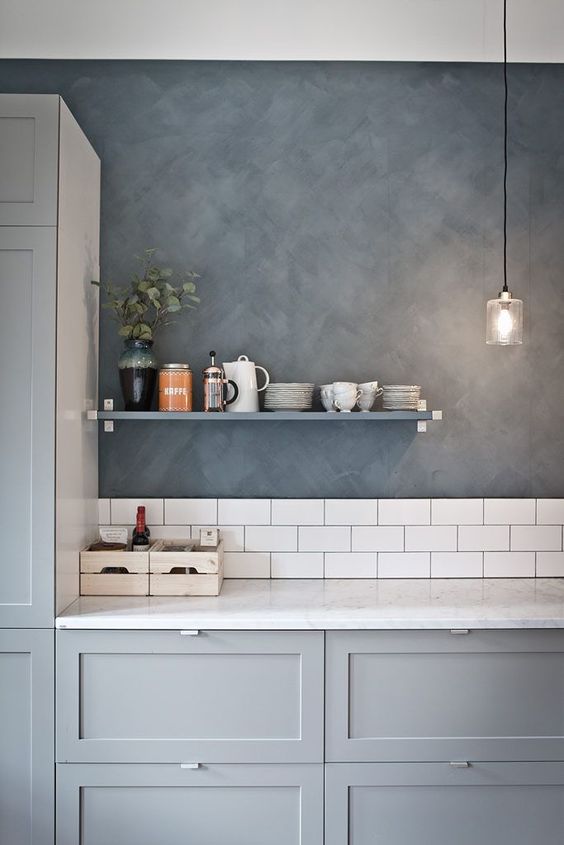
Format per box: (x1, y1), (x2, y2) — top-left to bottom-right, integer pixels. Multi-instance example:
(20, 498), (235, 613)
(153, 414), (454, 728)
(101, 498), (564, 581)
(484, 552), (535, 577)
(223, 552), (270, 578)
(325, 553), (377, 578)
(271, 553), (323, 578)
(537, 499), (564, 525)
(110, 498), (164, 526)
(98, 499), (111, 525)
(405, 525), (457, 552)
(431, 499), (483, 525)
(145, 525), (192, 540)
(484, 498), (535, 525)
(164, 498), (217, 525)
(299, 526), (350, 552)
(458, 525), (510, 551)
(378, 552), (430, 578)
(511, 525), (562, 552)
(218, 498), (270, 525)
(99, 524), (192, 542)
(431, 552), (483, 578)
(378, 499), (430, 525)
(271, 499), (323, 525)
(245, 525), (297, 552)
(325, 499), (377, 525)
(352, 526), (403, 552)
(191, 525), (244, 552)
(536, 552), (564, 577)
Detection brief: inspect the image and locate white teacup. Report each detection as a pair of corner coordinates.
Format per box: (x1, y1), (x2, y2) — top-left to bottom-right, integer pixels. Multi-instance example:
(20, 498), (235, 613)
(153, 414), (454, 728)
(333, 382), (361, 413)
(320, 384), (336, 412)
(357, 381), (384, 412)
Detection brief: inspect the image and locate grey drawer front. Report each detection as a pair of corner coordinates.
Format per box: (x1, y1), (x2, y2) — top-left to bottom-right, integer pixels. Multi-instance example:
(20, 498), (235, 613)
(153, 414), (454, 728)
(0, 95), (59, 226)
(57, 763), (323, 845)
(326, 762), (564, 845)
(57, 630), (323, 762)
(0, 629), (54, 845)
(326, 629), (564, 762)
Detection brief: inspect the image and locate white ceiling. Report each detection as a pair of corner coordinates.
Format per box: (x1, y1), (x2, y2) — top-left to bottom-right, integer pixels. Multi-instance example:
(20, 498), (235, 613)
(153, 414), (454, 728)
(1, 0), (563, 62)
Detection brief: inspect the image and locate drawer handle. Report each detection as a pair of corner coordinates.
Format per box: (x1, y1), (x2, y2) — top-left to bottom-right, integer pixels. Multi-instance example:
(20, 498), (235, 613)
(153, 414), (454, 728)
(180, 630), (200, 636)
(450, 629), (470, 635)
(449, 761), (470, 768)
(180, 763), (201, 769)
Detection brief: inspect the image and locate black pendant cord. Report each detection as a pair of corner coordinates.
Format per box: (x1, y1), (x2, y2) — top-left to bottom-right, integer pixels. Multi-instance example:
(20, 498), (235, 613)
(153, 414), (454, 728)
(502, 0), (508, 292)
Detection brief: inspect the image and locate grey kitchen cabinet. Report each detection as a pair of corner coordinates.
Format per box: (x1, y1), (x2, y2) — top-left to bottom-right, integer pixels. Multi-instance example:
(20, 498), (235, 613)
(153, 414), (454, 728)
(0, 629), (54, 845)
(57, 629), (324, 763)
(325, 762), (564, 845)
(0, 94), (60, 226)
(0, 94), (100, 627)
(0, 228), (57, 628)
(326, 629), (564, 762)
(56, 762), (323, 845)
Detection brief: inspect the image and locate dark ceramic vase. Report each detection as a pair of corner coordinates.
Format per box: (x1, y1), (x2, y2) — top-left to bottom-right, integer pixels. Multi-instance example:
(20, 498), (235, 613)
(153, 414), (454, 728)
(118, 339), (158, 411)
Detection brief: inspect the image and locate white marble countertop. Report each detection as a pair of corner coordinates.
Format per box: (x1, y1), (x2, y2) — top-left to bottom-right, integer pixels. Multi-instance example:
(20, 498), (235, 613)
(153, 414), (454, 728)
(56, 578), (564, 630)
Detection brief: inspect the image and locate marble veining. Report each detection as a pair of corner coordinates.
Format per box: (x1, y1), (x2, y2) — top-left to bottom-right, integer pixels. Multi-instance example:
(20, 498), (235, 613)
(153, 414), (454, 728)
(56, 578), (564, 630)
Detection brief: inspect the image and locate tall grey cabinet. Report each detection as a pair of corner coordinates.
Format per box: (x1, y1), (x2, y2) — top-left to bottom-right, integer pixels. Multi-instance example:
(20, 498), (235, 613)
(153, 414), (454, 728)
(0, 94), (100, 844)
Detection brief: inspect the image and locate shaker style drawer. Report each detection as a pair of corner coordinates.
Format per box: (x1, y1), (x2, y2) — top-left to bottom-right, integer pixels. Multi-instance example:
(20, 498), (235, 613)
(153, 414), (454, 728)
(326, 630), (564, 762)
(325, 762), (564, 845)
(0, 95), (60, 226)
(57, 630), (323, 763)
(57, 763), (323, 845)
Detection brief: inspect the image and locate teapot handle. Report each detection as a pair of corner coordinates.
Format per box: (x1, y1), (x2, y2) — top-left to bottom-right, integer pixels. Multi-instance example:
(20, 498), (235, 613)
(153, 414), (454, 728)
(255, 365), (270, 392)
(224, 379), (239, 406)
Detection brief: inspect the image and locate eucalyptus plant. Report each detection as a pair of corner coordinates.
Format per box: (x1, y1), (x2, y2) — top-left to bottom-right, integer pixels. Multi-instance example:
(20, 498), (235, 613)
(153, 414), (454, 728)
(92, 249), (200, 342)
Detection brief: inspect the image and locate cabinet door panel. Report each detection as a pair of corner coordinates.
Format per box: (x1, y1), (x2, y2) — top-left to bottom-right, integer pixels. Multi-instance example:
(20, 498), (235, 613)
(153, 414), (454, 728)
(0, 228), (56, 627)
(0, 95), (59, 225)
(326, 762), (564, 845)
(326, 629), (564, 761)
(57, 630), (323, 762)
(57, 763), (323, 845)
(0, 630), (54, 845)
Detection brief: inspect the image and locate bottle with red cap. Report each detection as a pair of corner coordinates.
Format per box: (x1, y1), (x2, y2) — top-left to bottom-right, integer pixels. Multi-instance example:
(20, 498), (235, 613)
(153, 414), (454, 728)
(132, 506), (150, 551)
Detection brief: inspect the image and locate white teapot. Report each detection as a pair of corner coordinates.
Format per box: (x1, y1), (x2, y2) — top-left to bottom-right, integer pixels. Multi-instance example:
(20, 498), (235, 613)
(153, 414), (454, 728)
(222, 355), (270, 412)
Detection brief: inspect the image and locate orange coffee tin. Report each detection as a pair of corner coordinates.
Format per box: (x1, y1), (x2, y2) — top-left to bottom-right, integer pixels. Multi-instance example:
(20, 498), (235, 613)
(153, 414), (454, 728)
(158, 363), (193, 412)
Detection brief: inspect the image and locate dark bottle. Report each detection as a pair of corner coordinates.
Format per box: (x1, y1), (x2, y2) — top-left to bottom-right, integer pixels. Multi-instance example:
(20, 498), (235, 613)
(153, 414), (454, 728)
(132, 506), (150, 551)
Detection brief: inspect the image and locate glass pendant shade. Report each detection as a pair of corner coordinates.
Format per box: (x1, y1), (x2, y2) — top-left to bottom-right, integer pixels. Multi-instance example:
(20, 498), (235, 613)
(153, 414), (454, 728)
(486, 290), (523, 345)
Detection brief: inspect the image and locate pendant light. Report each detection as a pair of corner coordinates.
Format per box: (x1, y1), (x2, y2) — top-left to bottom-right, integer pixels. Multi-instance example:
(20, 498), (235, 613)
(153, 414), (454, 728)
(486, 0), (523, 345)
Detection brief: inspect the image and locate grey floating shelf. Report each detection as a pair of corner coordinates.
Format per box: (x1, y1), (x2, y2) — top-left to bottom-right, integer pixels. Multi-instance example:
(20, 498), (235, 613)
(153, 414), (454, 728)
(88, 407), (442, 433)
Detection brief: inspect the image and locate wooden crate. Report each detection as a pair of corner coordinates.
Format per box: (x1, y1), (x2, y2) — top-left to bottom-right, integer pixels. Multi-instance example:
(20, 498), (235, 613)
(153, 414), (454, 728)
(79, 545), (150, 596)
(149, 539), (224, 596)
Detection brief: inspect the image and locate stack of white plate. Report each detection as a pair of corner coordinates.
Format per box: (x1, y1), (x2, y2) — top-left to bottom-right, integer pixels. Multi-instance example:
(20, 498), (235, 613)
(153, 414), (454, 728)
(382, 385), (421, 410)
(264, 383), (315, 411)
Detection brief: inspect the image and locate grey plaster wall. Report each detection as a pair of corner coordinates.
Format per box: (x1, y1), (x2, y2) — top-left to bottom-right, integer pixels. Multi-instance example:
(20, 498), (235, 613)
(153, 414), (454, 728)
(2, 60), (563, 498)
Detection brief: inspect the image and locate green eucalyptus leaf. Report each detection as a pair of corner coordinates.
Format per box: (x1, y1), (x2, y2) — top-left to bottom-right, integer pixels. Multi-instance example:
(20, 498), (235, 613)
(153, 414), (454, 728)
(167, 303), (181, 313)
(119, 325), (133, 337)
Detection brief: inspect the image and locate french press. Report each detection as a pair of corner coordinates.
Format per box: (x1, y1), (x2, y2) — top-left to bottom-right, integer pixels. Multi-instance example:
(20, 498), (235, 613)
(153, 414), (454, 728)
(202, 351), (239, 412)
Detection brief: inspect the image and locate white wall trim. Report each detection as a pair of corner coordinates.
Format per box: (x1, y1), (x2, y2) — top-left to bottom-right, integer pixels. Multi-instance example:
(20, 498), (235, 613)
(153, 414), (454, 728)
(2, 0), (564, 63)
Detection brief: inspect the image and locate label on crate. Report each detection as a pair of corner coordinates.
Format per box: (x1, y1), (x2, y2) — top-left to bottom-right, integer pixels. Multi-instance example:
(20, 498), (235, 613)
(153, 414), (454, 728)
(100, 526), (129, 545)
(200, 527), (219, 547)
